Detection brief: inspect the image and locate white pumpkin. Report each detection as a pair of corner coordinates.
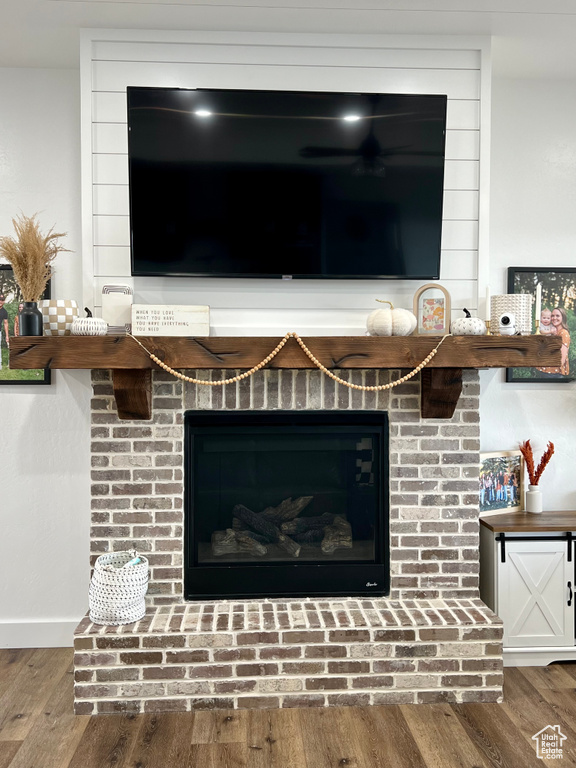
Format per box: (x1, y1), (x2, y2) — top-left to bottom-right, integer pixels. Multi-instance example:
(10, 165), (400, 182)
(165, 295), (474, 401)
(451, 308), (487, 336)
(366, 300), (417, 337)
(71, 307), (108, 336)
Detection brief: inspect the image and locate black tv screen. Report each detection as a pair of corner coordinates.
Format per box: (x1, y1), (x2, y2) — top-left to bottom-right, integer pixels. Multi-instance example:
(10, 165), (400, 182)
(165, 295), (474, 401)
(127, 87), (447, 279)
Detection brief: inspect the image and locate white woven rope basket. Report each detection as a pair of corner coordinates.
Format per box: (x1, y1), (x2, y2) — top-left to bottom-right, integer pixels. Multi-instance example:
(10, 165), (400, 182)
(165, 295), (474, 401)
(89, 549), (149, 626)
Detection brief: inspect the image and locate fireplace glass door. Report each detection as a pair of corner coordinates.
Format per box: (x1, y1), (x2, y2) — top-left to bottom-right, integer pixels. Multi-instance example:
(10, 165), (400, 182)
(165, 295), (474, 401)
(185, 411), (389, 600)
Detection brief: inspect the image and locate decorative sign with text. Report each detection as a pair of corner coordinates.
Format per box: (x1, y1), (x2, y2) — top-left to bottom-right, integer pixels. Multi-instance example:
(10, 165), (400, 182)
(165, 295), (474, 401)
(131, 305), (210, 337)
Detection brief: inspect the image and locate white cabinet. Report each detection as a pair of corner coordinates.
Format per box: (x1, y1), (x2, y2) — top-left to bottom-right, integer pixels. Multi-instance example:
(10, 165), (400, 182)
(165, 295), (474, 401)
(480, 519), (575, 666)
(498, 539), (573, 648)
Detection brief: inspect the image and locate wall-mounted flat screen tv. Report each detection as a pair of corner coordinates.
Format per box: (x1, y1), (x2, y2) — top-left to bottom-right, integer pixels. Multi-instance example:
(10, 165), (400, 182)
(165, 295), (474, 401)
(127, 87), (447, 279)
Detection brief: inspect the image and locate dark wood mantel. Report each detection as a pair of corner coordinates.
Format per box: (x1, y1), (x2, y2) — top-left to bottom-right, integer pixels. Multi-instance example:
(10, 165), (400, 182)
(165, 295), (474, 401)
(9, 334), (561, 421)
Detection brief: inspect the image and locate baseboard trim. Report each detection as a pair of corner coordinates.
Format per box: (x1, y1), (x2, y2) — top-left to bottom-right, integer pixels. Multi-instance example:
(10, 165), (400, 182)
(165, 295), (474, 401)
(504, 645), (576, 667)
(0, 619), (79, 648)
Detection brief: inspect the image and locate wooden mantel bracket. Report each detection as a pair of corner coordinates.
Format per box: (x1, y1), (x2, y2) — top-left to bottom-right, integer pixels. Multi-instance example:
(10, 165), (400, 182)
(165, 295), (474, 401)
(420, 368), (463, 419)
(113, 369), (152, 420)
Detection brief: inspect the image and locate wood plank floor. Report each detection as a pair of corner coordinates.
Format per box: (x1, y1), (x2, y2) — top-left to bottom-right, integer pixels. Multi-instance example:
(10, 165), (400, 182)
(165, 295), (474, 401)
(1, 649), (576, 768)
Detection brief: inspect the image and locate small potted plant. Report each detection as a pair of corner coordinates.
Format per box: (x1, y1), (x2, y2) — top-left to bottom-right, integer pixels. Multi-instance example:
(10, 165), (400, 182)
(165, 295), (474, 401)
(0, 213), (70, 335)
(519, 439), (555, 514)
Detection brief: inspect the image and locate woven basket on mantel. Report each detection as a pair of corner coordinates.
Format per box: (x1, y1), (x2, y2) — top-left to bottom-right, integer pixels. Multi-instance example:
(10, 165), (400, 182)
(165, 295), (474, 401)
(489, 294), (533, 335)
(88, 550), (149, 626)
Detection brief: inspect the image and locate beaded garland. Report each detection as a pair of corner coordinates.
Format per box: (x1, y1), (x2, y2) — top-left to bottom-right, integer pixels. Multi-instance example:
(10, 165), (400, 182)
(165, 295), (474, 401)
(127, 332), (451, 391)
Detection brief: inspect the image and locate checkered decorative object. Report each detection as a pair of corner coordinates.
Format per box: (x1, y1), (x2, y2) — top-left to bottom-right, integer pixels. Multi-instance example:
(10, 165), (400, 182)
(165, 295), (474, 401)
(40, 299), (79, 336)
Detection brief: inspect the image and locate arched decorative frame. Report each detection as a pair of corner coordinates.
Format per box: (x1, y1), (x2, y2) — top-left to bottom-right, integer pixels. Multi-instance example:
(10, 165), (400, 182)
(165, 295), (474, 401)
(413, 283), (452, 335)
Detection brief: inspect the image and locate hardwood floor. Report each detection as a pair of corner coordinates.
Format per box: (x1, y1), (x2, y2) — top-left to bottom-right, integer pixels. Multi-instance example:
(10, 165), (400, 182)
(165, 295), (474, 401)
(1, 649), (576, 767)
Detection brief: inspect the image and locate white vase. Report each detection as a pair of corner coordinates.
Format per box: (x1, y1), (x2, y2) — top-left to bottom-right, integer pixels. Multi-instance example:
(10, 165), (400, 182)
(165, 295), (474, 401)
(525, 484), (542, 514)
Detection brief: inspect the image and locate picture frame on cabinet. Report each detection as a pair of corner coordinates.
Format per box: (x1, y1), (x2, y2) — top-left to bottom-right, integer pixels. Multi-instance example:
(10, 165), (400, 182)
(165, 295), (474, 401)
(412, 283), (451, 335)
(507, 267), (576, 383)
(479, 450), (524, 514)
(0, 265), (51, 385)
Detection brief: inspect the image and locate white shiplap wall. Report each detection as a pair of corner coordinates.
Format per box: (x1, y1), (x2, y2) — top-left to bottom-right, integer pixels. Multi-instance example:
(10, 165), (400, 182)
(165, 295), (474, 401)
(81, 31), (490, 335)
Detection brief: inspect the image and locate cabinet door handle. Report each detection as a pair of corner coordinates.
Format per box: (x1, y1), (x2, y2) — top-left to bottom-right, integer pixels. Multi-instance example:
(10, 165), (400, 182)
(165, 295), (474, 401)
(568, 581), (573, 607)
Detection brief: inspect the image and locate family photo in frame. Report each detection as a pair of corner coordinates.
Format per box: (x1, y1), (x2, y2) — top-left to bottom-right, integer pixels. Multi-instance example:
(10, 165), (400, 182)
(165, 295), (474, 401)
(479, 450), (524, 514)
(507, 266), (576, 383)
(0, 265), (50, 384)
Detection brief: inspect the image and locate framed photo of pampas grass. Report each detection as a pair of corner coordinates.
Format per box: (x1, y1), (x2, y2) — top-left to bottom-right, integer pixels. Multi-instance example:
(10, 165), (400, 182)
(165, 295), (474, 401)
(0, 265), (51, 384)
(507, 267), (576, 383)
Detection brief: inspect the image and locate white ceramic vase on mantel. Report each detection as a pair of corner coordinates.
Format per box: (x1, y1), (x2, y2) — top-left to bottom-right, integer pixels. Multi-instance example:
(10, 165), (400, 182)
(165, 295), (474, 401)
(525, 484), (543, 514)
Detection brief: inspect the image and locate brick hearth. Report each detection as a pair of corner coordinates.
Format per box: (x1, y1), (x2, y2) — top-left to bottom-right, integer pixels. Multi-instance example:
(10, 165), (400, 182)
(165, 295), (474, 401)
(76, 366), (503, 714)
(74, 598), (502, 714)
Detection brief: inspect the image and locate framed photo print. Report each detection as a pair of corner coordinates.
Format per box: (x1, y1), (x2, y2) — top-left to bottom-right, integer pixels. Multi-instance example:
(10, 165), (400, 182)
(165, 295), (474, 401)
(0, 265), (51, 385)
(507, 267), (576, 383)
(413, 283), (451, 335)
(479, 450), (524, 514)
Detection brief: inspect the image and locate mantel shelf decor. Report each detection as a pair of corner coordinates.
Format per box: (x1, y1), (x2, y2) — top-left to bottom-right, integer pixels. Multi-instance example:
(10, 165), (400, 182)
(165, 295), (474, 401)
(0, 213), (70, 336)
(9, 333), (561, 422)
(519, 439), (555, 515)
(128, 331), (450, 390)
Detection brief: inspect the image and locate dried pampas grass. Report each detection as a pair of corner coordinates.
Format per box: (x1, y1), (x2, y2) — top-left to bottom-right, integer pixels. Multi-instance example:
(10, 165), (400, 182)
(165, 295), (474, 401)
(0, 213), (70, 301)
(519, 439), (555, 486)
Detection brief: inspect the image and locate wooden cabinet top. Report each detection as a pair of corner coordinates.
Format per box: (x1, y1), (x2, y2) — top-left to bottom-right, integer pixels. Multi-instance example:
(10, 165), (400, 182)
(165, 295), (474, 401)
(480, 510), (576, 533)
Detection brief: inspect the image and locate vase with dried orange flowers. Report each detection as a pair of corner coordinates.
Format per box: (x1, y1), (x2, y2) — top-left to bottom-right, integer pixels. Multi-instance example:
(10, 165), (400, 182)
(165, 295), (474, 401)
(0, 213), (70, 335)
(518, 440), (555, 514)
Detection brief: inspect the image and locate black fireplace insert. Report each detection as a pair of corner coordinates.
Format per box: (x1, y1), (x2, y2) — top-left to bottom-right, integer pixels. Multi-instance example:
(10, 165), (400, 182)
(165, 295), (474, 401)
(184, 411), (389, 599)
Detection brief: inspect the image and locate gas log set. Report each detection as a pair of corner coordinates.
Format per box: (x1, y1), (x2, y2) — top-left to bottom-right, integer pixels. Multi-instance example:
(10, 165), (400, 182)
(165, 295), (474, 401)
(211, 496), (353, 558)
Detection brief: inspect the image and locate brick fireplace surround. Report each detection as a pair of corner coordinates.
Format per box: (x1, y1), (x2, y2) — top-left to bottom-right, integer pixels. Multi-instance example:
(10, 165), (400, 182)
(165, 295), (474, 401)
(74, 367), (503, 714)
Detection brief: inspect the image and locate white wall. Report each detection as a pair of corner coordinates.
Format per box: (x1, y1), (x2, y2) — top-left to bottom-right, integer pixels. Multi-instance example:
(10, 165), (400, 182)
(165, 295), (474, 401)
(0, 68), (91, 648)
(480, 76), (576, 511)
